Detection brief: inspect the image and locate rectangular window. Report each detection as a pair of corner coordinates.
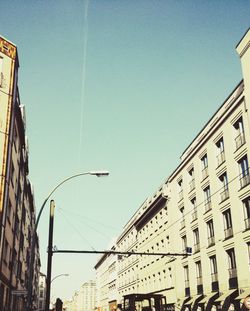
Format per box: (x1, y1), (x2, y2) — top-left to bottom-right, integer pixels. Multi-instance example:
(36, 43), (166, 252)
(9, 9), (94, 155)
(234, 117), (245, 149)
(219, 172), (229, 202)
(223, 209), (233, 238)
(207, 219), (215, 246)
(191, 197), (197, 221)
(243, 197), (250, 230)
(193, 228), (200, 252)
(216, 137), (225, 166)
(210, 255), (218, 284)
(182, 235), (187, 253)
(204, 186), (211, 212)
(227, 248), (237, 278)
(189, 167), (195, 191)
(196, 261), (202, 284)
(184, 265), (189, 289)
(178, 179), (183, 201)
(201, 154), (208, 180)
(238, 155), (250, 188)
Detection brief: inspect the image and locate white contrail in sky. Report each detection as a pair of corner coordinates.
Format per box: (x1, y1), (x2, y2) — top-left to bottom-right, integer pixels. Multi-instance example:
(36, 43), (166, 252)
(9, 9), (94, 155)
(78, 0), (89, 168)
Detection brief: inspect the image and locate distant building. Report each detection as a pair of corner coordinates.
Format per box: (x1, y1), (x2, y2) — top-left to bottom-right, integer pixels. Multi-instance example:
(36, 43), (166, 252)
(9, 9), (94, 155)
(38, 272), (46, 311)
(65, 280), (96, 311)
(95, 28), (250, 311)
(0, 36), (40, 309)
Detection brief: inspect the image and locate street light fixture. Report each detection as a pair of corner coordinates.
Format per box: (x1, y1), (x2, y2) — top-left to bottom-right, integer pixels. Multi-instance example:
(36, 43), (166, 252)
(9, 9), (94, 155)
(27, 170), (109, 311)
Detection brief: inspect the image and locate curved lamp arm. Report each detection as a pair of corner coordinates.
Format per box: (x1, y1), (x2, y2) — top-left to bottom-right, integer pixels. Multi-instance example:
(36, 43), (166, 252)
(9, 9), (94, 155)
(35, 171), (109, 230)
(51, 273), (69, 284)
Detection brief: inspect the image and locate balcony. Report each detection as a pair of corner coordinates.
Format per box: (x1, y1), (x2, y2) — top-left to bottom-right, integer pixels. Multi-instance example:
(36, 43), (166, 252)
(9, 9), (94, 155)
(217, 151), (225, 167)
(224, 227), (233, 239)
(197, 276), (203, 286)
(245, 218), (250, 230)
(220, 189), (229, 202)
(229, 268), (237, 278)
(240, 174), (250, 189)
(191, 209), (197, 221)
(235, 132), (246, 150)
(208, 236), (215, 247)
(204, 200), (212, 213)
(211, 273), (218, 283)
(194, 243), (200, 253)
(189, 179), (195, 191)
(202, 167), (208, 180)
(180, 219), (185, 229)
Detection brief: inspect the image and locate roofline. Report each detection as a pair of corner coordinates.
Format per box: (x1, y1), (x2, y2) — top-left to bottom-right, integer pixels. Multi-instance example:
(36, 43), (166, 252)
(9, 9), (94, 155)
(235, 27), (250, 49)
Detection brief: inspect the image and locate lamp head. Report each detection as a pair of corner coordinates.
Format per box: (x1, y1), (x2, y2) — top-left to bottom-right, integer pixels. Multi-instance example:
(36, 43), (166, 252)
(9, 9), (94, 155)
(90, 171), (109, 177)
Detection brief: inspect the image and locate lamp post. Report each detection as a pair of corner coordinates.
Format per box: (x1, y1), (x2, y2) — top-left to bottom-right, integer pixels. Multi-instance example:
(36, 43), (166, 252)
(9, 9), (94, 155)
(27, 171), (109, 311)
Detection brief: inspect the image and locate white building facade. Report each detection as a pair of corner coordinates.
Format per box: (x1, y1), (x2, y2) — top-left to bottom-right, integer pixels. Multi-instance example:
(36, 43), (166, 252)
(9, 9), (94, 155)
(95, 29), (250, 311)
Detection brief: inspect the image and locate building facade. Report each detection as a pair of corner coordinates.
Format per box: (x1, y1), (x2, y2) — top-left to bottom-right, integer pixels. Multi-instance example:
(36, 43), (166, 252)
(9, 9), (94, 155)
(95, 29), (250, 311)
(0, 36), (40, 310)
(65, 280), (96, 311)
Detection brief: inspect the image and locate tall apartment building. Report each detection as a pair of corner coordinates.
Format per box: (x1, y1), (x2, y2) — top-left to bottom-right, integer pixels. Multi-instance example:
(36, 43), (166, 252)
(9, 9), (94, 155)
(66, 280), (96, 311)
(95, 29), (250, 311)
(0, 36), (40, 310)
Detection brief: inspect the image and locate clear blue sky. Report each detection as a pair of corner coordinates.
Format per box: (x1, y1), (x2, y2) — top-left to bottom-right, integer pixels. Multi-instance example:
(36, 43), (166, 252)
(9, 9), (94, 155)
(0, 0), (250, 302)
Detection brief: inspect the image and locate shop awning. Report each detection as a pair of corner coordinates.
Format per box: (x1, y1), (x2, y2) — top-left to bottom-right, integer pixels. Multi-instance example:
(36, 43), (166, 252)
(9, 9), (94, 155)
(214, 289), (237, 303)
(184, 295), (203, 306)
(235, 288), (250, 300)
(198, 292), (219, 304)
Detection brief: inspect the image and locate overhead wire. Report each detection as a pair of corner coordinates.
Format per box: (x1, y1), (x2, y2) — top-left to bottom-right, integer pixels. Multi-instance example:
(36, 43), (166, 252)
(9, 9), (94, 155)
(57, 207), (96, 251)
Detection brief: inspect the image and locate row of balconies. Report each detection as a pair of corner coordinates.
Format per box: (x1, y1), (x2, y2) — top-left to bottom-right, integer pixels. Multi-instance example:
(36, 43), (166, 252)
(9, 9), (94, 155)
(184, 268), (238, 296)
(182, 218), (250, 253)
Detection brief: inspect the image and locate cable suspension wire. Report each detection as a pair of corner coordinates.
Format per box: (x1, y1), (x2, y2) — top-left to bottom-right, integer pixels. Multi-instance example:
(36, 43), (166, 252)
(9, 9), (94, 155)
(58, 207), (115, 240)
(59, 207), (120, 231)
(57, 208), (96, 251)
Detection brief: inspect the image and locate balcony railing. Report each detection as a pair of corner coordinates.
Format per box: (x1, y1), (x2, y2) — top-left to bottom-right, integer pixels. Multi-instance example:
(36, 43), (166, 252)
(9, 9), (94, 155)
(217, 151), (225, 167)
(229, 268), (237, 278)
(208, 236), (215, 247)
(189, 179), (195, 191)
(240, 174), (250, 189)
(180, 219), (185, 229)
(211, 273), (218, 282)
(245, 218), (250, 230)
(235, 132), (246, 150)
(220, 188), (229, 202)
(194, 243), (200, 253)
(224, 227), (233, 239)
(197, 276), (203, 286)
(204, 200), (212, 212)
(202, 167), (208, 180)
(192, 209), (197, 221)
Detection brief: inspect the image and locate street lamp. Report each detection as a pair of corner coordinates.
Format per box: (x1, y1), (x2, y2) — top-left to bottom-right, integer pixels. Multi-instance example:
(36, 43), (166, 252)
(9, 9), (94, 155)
(27, 171), (109, 311)
(51, 273), (69, 284)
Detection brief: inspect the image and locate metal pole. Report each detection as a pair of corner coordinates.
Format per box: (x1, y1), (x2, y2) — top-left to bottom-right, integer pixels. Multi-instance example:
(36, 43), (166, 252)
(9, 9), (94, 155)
(45, 200), (55, 311)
